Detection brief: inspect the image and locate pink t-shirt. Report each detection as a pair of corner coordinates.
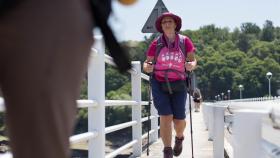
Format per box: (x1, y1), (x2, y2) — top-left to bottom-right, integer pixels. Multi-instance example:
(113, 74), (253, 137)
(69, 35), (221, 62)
(146, 34), (195, 57)
(146, 34), (196, 81)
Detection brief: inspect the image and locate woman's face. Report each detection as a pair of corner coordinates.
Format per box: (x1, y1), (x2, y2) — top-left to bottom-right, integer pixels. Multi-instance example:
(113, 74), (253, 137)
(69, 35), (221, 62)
(161, 16), (176, 34)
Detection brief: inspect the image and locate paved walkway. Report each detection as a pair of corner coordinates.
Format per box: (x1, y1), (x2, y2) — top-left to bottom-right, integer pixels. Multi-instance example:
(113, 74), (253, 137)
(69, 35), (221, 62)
(140, 109), (213, 158)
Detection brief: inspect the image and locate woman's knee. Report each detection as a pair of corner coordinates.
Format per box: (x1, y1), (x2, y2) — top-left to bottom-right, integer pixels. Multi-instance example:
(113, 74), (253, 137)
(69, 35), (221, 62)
(160, 115), (173, 123)
(173, 119), (185, 125)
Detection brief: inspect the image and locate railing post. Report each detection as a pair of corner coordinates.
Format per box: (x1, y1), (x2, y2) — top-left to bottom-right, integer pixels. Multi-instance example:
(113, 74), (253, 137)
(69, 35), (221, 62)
(131, 61), (142, 156)
(207, 105), (214, 141)
(233, 110), (265, 158)
(150, 98), (158, 143)
(213, 106), (225, 158)
(202, 103), (210, 130)
(88, 35), (105, 158)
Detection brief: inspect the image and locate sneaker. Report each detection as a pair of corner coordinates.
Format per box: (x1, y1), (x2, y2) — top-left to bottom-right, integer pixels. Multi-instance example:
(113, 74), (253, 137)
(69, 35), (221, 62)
(163, 147), (173, 158)
(173, 136), (184, 156)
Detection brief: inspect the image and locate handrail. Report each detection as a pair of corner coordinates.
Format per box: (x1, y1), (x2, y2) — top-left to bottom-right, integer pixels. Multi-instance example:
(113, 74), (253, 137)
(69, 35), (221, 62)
(105, 100), (138, 107)
(141, 101), (149, 106)
(220, 96), (280, 102)
(141, 129), (157, 139)
(0, 98), (99, 111)
(226, 99), (280, 131)
(77, 100), (98, 108)
(104, 54), (116, 67)
(141, 73), (149, 81)
(141, 115), (157, 122)
(70, 132), (98, 145)
(105, 140), (138, 158)
(203, 99), (280, 158)
(105, 120), (137, 134)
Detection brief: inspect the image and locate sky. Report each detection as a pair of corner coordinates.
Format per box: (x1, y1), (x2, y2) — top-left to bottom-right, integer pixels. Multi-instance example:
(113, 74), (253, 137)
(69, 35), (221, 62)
(108, 0), (280, 41)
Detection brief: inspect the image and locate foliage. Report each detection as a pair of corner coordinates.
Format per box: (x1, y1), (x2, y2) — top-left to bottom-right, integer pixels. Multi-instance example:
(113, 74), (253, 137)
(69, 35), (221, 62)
(181, 22), (280, 100)
(105, 66), (129, 93)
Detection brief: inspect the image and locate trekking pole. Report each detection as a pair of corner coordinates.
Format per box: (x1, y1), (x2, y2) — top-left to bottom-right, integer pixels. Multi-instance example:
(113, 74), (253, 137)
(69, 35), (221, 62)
(147, 73), (152, 156)
(187, 71), (194, 158)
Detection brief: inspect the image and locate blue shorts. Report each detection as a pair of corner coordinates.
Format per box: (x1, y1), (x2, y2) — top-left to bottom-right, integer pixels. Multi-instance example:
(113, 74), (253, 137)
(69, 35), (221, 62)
(151, 77), (187, 119)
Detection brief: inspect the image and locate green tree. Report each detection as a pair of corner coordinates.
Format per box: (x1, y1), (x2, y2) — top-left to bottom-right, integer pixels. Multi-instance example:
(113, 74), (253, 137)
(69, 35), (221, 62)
(237, 33), (251, 52)
(248, 41), (271, 59)
(105, 67), (129, 93)
(231, 28), (241, 43)
(275, 27), (280, 40)
(261, 20), (275, 42)
(240, 57), (266, 97)
(241, 22), (261, 36)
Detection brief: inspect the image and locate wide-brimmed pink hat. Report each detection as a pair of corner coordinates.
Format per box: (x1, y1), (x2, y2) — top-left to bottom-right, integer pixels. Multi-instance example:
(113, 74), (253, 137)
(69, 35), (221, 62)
(155, 12), (182, 33)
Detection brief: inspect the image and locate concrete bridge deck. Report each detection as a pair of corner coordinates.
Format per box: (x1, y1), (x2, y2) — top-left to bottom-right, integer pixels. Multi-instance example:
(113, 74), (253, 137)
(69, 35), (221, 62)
(139, 109), (213, 158)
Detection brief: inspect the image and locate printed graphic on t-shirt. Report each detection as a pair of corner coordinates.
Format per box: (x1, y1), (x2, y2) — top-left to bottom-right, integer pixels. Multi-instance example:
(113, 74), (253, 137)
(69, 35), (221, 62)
(155, 47), (185, 80)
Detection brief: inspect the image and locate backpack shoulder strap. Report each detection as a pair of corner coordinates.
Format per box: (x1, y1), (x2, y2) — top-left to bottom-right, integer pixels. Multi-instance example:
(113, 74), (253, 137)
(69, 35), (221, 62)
(154, 35), (164, 64)
(178, 34), (187, 57)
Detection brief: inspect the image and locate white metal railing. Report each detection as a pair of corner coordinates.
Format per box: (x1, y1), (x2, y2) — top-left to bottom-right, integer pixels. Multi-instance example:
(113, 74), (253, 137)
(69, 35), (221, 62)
(0, 35), (159, 158)
(77, 35), (159, 158)
(203, 97), (280, 158)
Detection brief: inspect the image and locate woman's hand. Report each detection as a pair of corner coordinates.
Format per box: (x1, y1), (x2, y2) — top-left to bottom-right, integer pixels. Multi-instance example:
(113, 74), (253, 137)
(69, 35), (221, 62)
(185, 61), (196, 71)
(143, 61), (154, 73)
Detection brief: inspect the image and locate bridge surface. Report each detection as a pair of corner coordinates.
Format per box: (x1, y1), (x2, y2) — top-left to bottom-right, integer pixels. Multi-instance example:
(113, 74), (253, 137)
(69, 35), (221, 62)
(139, 109), (213, 158)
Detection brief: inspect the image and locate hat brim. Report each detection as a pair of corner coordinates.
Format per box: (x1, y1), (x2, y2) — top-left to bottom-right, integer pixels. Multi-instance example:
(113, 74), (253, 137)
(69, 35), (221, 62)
(155, 13), (182, 33)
